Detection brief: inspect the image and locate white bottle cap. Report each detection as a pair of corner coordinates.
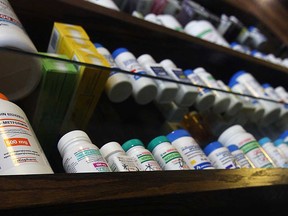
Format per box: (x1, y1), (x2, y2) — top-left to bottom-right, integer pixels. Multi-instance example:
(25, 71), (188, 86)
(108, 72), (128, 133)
(57, 130), (92, 158)
(160, 59), (177, 69)
(218, 125), (246, 147)
(100, 141), (124, 161)
(137, 54), (157, 66)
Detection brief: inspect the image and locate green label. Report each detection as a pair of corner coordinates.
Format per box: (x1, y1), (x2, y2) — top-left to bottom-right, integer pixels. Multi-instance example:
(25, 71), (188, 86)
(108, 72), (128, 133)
(162, 151), (182, 164)
(138, 153), (154, 163)
(240, 141), (260, 154)
(196, 28), (213, 38)
(74, 149), (99, 161)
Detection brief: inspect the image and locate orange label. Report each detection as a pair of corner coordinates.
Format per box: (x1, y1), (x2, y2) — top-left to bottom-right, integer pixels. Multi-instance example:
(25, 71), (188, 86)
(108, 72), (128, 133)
(4, 138), (31, 147)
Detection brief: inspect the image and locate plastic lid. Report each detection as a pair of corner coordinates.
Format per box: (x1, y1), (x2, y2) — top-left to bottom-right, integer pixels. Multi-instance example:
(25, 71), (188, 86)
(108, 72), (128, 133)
(258, 137), (271, 146)
(147, 135), (170, 152)
(160, 59), (177, 69)
(203, 141), (224, 156)
(137, 54), (156, 66)
(94, 42), (103, 48)
(227, 144), (239, 152)
(248, 26), (256, 32)
(261, 83), (272, 89)
(57, 130), (92, 158)
(230, 42), (239, 47)
(193, 67), (206, 74)
(274, 138), (285, 147)
(0, 93), (8, 101)
(228, 70), (246, 87)
(279, 130), (288, 140)
(122, 139), (144, 152)
(100, 141), (124, 160)
(112, 47), (128, 59)
(166, 129), (191, 143)
(183, 69), (193, 76)
(218, 125), (246, 147)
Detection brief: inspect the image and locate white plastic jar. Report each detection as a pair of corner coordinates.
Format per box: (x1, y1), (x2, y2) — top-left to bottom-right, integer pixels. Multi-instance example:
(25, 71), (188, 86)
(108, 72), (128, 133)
(156, 14), (184, 32)
(137, 54), (178, 104)
(94, 43), (132, 103)
(227, 144), (253, 168)
(218, 125), (274, 168)
(203, 141), (239, 169)
(147, 135), (189, 170)
(0, 0), (42, 101)
(100, 141), (140, 172)
(112, 47), (157, 105)
(122, 139), (162, 171)
(57, 130), (111, 173)
(166, 129), (214, 170)
(258, 137), (288, 168)
(193, 67), (231, 114)
(160, 59), (198, 107)
(0, 93), (54, 175)
(183, 69), (216, 111)
(274, 139), (288, 159)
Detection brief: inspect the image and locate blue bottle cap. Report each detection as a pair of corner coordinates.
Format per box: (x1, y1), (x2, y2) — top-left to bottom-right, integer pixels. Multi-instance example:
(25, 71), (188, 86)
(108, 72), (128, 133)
(147, 135), (170, 152)
(166, 129), (191, 143)
(261, 83), (271, 89)
(112, 47), (128, 59)
(230, 42), (239, 47)
(258, 137), (271, 146)
(228, 70), (247, 88)
(248, 26), (256, 32)
(183, 69), (193, 76)
(279, 130), (288, 140)
(227, 144), (239, 152)
(122, 139), (144, 152)
(203, 141), (224, 156)
(94, 43), (103, 48)
(274, 138), (285, 147)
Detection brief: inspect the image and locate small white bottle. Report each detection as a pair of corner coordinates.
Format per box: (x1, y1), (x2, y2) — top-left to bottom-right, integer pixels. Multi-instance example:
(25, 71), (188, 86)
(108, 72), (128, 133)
(183, 69), (216, 111)
(250, 50), (266, 60)
(94, 43), (132, 103)
(100, 141), (140, 172)
(227, 144), (254, 168)
(137, 54), (178, 104)
(0, 93), (54, 175)
(203, 141), (240, 169)
(193, 67), (231, 114)
(147, 135), (189, 170)
(274, 139), (288, 159)
(160, 59), (198, 107)
(275, 86), (288, 105)
(218, 124), (274, 168)
(166, 129), (214, 170)
(258, 137), (288, 168)
(57, 130), (111, 173)
(144, 13), (162, 25)
(122, 139), (162, 171)
(156, 14), (184, 32)
(112, 48), (157, 105)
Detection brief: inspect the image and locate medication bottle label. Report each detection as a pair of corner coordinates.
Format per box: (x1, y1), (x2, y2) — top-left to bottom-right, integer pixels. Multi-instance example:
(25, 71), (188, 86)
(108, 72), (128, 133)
(0, 1), (23, 29)
(134, 151), (162, 171)
(188, 73), (211, 96)
(109, 155), (140, 172)
(122, 59), (147, 80)
(231, 151), (253, 168)
(172, 69), (191, 83)
(150, 66), (171, 79)
(208, 148), (239, 169)
(0, 112), (50, 172)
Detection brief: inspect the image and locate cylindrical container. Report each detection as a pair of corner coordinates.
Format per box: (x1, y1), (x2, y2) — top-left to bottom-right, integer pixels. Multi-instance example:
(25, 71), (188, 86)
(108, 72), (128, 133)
(0, 93), (54, 175)
(85, 0), (120, 11)
(248, 26), (267, 49)
(229, 70), (281, 126)
(144, 13), (162, 25)
(258, 137), (288, 168)
(100, 141), (140, 172)
(218, 125), (274, 168)
(274, 139), (288, 159)
(264, 54), (283, 66)
(230, 42), (246, 54)
(216, 80), (243, 116)
(166, 129), (214, 170)
(94, 43), (132, 103)
(279, 131), (288, 142)
(122, 139), (162, 171)
(183, 69), (216, 111)
(250, 50), (266, 60)
(147, 135), (189, 170)
(275, 86), (288, 105)
(184, 20), (230, 47)
(203, 141), (239, 169)
(156, 14), (184, 31)
(193, 67), (231, 114)
(57, 130), (111, 173)
(112, 48), (157, 105)
(160, 59), (198, 107)
(0, 0), (42, 101)
(227, 144), (254, 168)
(137, 54), (178, 104)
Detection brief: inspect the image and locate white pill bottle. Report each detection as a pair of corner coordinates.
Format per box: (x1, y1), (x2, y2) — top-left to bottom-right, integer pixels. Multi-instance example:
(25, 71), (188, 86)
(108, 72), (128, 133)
(0, 93), (54, 175)
(0, 0), (41, 101)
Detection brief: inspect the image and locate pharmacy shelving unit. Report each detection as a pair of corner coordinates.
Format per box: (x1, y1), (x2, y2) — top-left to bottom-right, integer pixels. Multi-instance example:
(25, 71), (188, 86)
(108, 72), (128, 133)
(1, 0), (288, 215)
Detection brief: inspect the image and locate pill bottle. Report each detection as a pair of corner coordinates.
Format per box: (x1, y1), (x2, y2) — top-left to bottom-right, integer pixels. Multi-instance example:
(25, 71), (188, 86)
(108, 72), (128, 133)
(147, 135), (189, 170)
(160, 59), (198, 107)
(184, 20), (230, 47)
(57, 130), (111, 173)
(275, 86), (288, 105)
(264, 54), (283, 66)
(218, 124), (274, 168)
(193, 67), (231, 114)
(229, 70), (281, 126)
(227, 144), (253, 168)
(250, 50), (266, 60)
(0, 93), (54, 175)
(166, 129), (214, 170)
(100, 141), (140, 172)
(258, 137), (288, 168)
(144, 13), (162, 25)
(137, 54), (178, 104)
(85, 0), (120, 11)
(0, 0), (42, 101)
(274, 139), (288, 159)
(216, 80), (243, 116)
(230, 42), (246, 53)
(94, 43), (132, 103)
(279, 131), (288, 142)
(112, 48), (157, 105)
(183, 69), (215, 111)
(156, 14), (184, 31)
(122, 139), (162, 171)
(203, 141), (239, 169)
